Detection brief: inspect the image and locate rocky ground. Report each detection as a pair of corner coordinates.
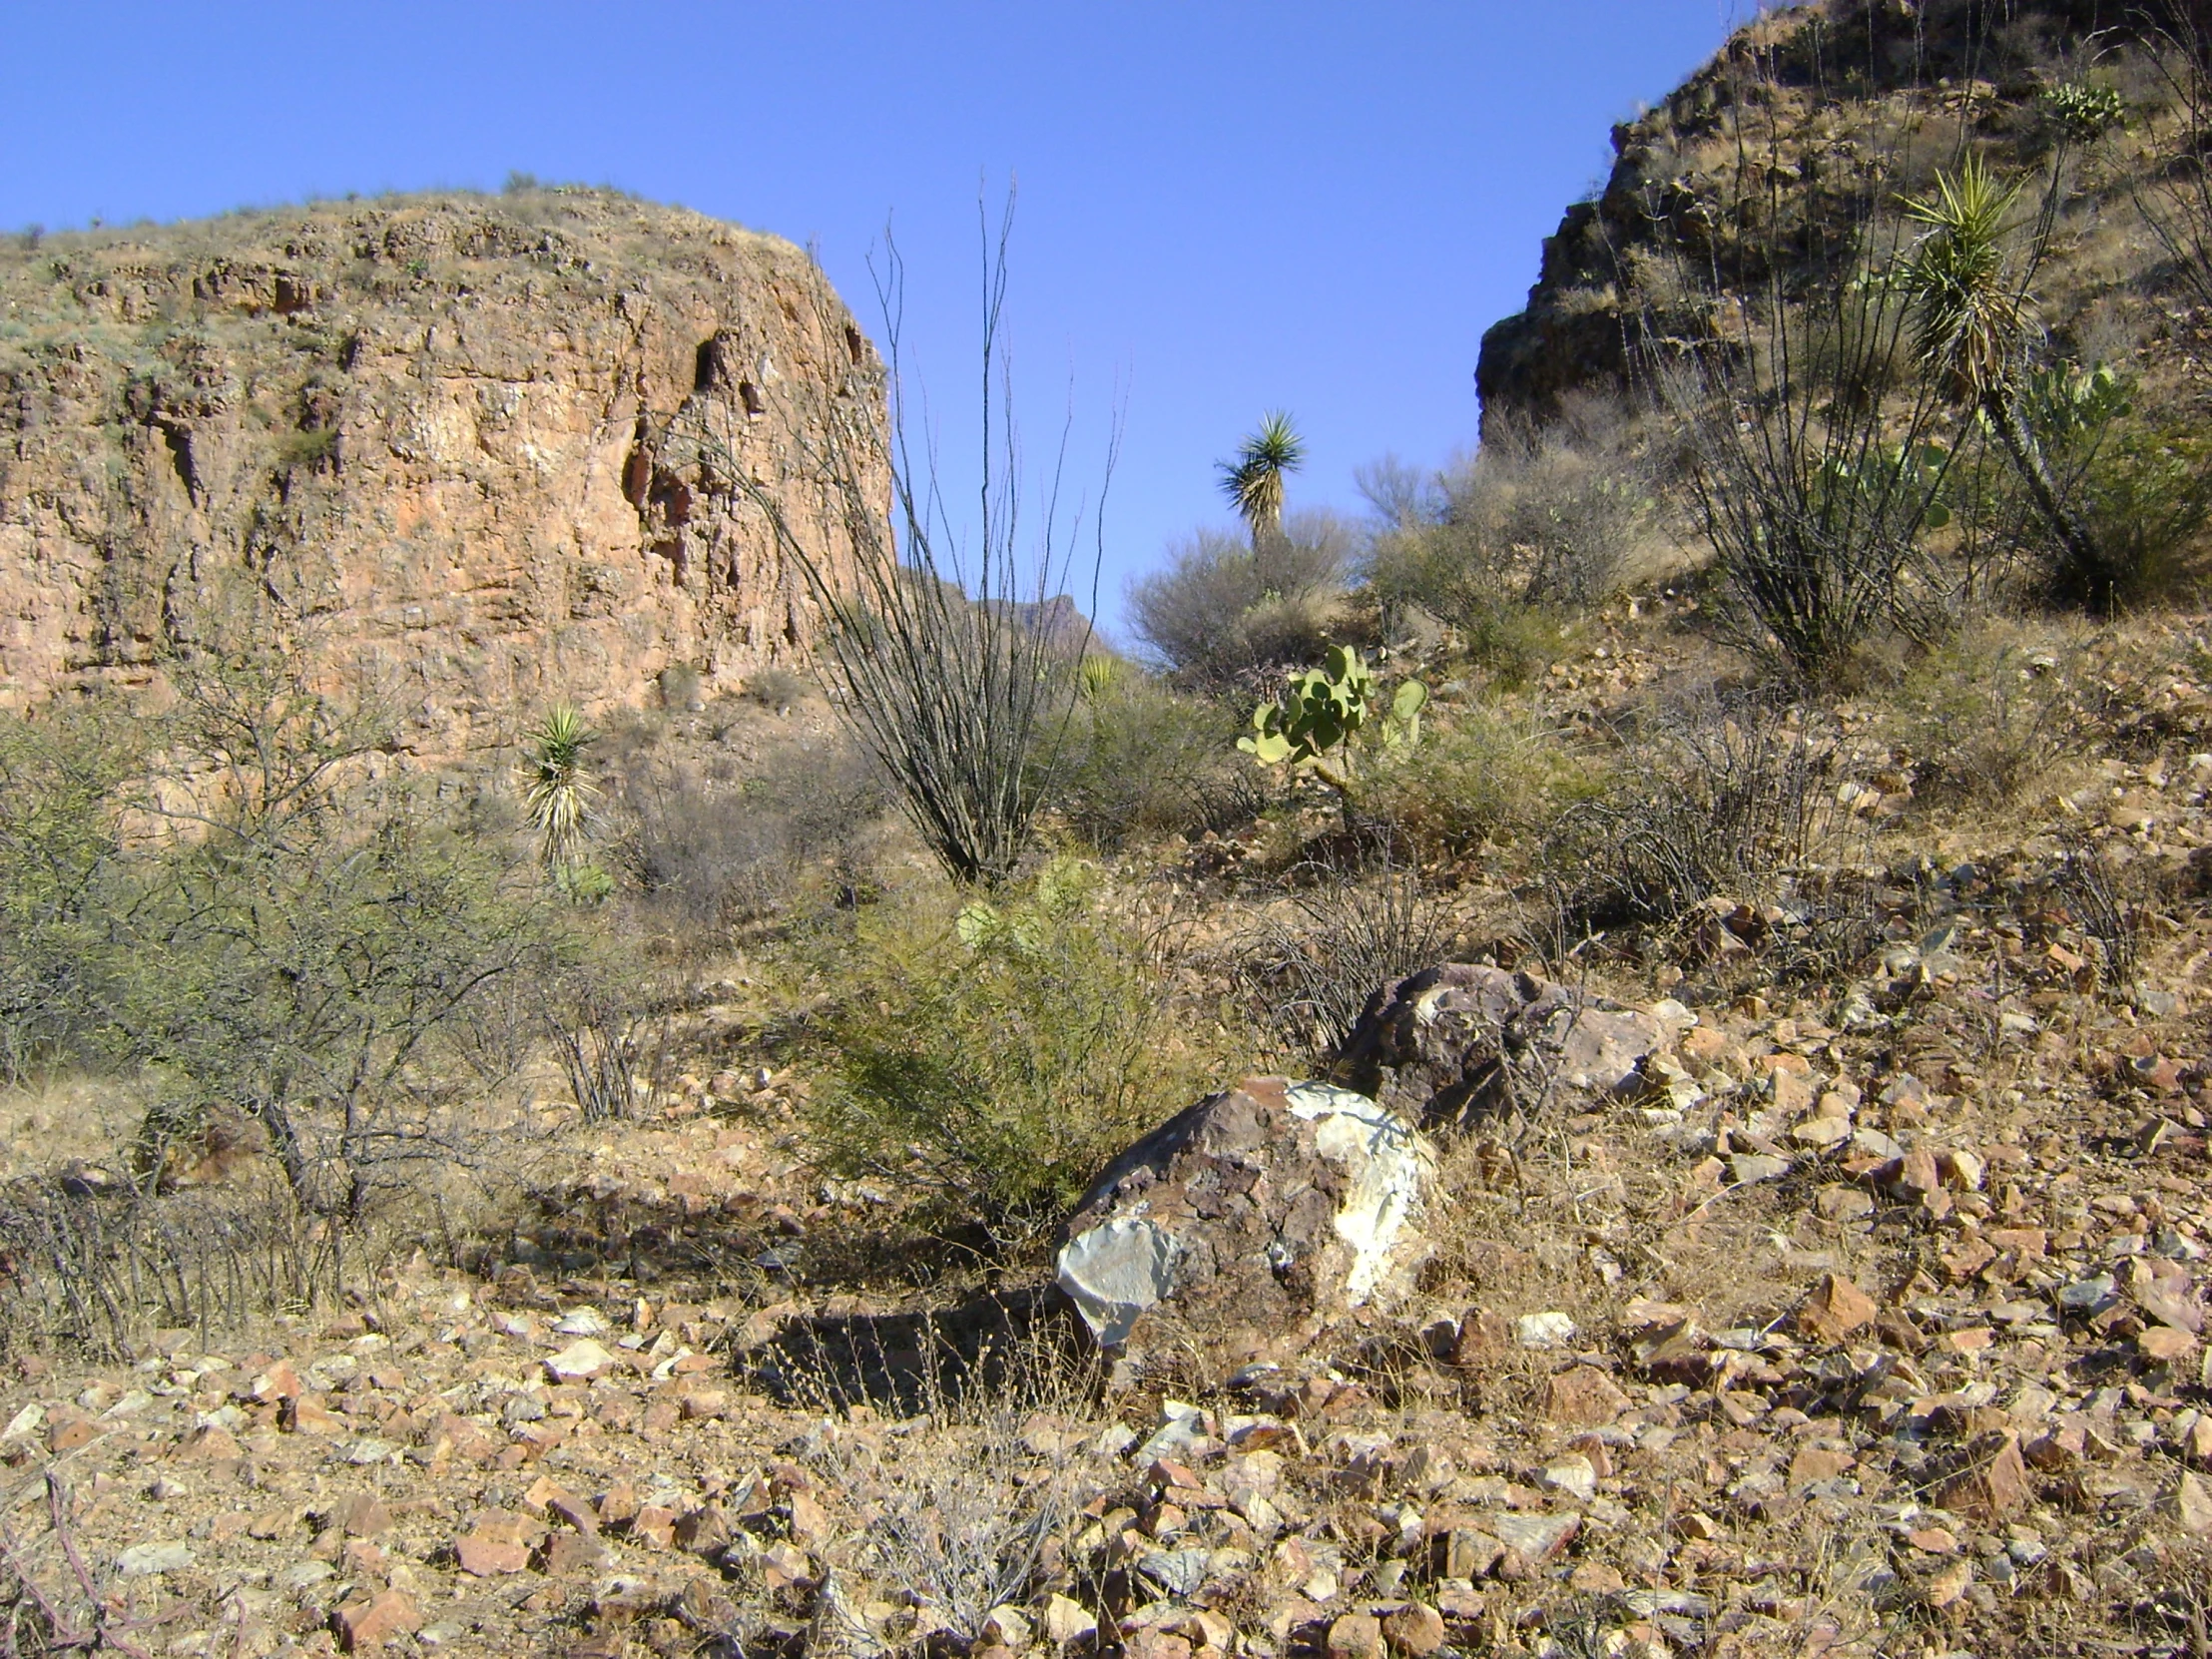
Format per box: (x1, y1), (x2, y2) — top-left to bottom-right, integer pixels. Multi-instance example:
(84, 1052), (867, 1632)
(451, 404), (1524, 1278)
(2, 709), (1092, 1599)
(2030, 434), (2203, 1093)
(9, 611), (2212, 1659)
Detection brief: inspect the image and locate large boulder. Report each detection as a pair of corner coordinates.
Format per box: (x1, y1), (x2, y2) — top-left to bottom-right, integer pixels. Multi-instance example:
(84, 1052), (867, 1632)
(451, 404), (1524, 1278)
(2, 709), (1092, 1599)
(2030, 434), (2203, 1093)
(1331, 963), (1674, 1131)
(1054, 1078), (1433, 1370)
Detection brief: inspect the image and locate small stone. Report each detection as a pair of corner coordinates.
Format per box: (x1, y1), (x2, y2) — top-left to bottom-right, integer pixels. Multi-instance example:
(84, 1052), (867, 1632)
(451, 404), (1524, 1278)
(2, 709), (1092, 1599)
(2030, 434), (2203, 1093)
(542, 1340), (615, 1382)
(1540, 1454), (1597, 1502)
(454, 1533), (529, 1576)
(1925, 1559), (1972, 1609)
(333, 1494), (392, 1537)
(1908, 1526), (1958, 1554)
(1326, 1611), (1383, 1659)
(1730, 1152), (1791, 1185)
(1790, 1447), (1852, 1488)
(1382, 1603), (1446, 1656)
(1433, 1528), (1504, 1580)
(334, 1588), (421, 1652)
(539, 1532), (607, 1575)
(47, 1418), (96, 1454)
(1515, 1312), (1576, 1349)
(2177, 1471), (2212, 1535)
(678, 1387), (730, 1420)
(1041, 1594), (1096, 1646)
(672, 1506), (731, 1556)
(2141, 1325), (2199, 1363)
(182, 1424), (242, 1460)
(252, 1361), (302, 1402)
(1490, 1512), (1579, 1561)
(1541, 1366), (1629, 1426)
(115, 1541), (194, 1576)
(1937, 1433), (2031, 1522)
(1798, 1274), (1879, 1344)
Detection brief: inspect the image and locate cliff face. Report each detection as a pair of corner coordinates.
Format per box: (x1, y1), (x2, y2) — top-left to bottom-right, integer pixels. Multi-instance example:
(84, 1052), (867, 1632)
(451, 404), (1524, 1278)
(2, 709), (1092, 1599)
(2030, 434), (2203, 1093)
(0, 189), (887, 759)
(1476, 0), (2149, 433)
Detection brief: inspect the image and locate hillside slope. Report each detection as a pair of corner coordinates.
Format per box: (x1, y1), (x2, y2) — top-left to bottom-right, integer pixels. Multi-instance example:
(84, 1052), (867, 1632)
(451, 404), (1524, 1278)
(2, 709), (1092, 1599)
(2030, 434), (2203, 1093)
(1477, 0), (2168, 432)
(0, 189), (887, 762)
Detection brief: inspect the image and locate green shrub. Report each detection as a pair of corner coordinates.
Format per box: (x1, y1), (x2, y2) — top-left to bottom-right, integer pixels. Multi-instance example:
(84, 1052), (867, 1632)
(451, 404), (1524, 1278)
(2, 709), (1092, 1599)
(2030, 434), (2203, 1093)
(1127, 510), (1355, 688)
(2056, 421), (2212, 610)
(1880, 624), (2083, 807)
(1366, 705), (1606, 860)
(1048, 671), (1242, 848)
(0, 703), (142, 1084)
(809, 861), (1229, 1248)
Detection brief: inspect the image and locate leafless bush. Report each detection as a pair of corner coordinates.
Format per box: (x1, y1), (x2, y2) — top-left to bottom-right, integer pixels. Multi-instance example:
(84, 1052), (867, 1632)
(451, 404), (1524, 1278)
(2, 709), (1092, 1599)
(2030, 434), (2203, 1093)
(1236, 830), (1458, 1055)
(0, 1172), (341, 1362)
(1366, 397), (1659, 633)
(682, 206), (1107, 886)
(1127, 509), (1356, 689)
(1553, 690), (1856, 930)
(782, 1310), (1107, 1654)
(609, 736), (888, 933)
(2054, 834), (2141, 987)
(541, 977), (667, 1125)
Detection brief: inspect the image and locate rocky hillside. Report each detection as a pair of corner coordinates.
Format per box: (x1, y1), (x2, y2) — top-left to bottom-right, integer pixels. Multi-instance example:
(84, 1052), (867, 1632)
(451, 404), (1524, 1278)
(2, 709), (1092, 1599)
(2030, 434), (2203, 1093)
(0, 189), (887, 762)
(1477, 0), (2164, 431)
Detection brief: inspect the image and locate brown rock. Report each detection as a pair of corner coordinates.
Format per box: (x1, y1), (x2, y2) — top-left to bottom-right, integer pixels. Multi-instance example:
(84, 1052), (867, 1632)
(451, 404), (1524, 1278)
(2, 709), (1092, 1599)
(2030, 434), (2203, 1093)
(673, 1505), (731, 1556)
(1541, 1365), (1630, 1426)
(1332, 963), (1666, 1129)
(539, 1532), (608, 1575)
(633, 1505), (677, 1550)
(182, 1424), (242, 1460)
(0, 199), (889, 765)
(334, 1589), (420, 1652)
(454, 1533), (530, 1576)
(598, 1479), (640, 1528)
(1789, 1447), (1852, 1488)
(1382, 1604), (1446, 1656)
(251, 1361), (302, 1402)
(1937, 1433), (2031, 1522)
(46, 1417), (96, 1454)
(2141, 1325), (2199, 1364)
(332, 1495), (392, 1538)
(1124, 1633), (1192, 1659)
(284, 1395), (346, 1436)
(1798, 1274), (1879, 1344)
(2178, 1471), (2212, 1535)
(1326, 1612), (1384, 1659)
(1053, 1077), (1433, 1365)
(1432, 1527), (1505, 1580)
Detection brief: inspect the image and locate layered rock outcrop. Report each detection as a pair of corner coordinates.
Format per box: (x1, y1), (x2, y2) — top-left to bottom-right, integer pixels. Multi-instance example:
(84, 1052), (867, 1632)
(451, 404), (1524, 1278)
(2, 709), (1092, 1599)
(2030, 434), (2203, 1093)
(0, 189), (886, 760)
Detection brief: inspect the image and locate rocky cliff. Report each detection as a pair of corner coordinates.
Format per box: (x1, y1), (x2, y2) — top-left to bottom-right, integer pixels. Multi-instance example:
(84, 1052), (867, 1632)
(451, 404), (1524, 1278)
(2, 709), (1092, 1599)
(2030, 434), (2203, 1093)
(1476, 0), (2152, 432)
(0, 189), (887, 759)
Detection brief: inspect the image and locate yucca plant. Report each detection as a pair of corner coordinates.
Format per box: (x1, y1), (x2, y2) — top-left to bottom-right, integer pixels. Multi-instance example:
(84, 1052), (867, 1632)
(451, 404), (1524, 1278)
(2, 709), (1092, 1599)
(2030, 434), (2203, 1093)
(1219, 412), (1306, 555)
(522, 705), (598, 872)
(1903, 154), (2110, 605)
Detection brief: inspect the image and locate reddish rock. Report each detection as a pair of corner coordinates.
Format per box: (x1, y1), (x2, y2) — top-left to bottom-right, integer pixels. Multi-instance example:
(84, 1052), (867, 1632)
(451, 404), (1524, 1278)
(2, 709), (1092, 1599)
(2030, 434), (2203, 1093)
(250, 1361), (302, 1402)
(1937, 1433), (2031, 1522)
(1541, 1365), (1630, 1426)
(182, 1424), (242, 1460)
(47, 1418), (96, 1454)
(1798, 1274), (1879, 1344)
(1789, 1447), (1852, 1488)
(334, 1589), (420, 1652)
(633, 1505), (677, 1550)
(539, 1532), (608, 1575)
(1382, 1604), (1446, 1656)
(332, 1494), (392, 1537)
(454, 1533), (530, 1577)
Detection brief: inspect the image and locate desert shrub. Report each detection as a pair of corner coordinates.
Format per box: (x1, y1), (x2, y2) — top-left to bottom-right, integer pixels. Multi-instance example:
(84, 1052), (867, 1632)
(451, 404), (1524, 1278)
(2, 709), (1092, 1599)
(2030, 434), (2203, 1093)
(0, 1170), (339, 1361)
(1551, 691), (1856, 929)
(114, 808), (567, 1220)
(1126, 509), (1356, 688)
(0, 703), (142, 1084)
(743, 664), (809, 710)
(809, 861), (1226, 1248)
(1047, 670), (1243, 848)
(1365, 704), (1608, 859)
(610, 735), (888, 936)
(2052, 419), (2212, 609)
(1880, 624), (2084, 806)
(1234, 833), (1456, 1055)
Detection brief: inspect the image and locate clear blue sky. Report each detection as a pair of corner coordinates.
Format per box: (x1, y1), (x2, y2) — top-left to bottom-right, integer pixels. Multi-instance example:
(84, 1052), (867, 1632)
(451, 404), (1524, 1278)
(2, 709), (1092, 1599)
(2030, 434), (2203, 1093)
(0, 3), (1742, 637)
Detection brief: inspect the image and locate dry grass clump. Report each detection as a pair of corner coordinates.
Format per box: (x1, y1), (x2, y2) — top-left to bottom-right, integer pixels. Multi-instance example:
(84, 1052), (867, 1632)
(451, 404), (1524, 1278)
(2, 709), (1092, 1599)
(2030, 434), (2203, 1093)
(1127, 511), (1358, 690)
(1874, 620), (2094, 811)
(1365, 702), (1610, 863)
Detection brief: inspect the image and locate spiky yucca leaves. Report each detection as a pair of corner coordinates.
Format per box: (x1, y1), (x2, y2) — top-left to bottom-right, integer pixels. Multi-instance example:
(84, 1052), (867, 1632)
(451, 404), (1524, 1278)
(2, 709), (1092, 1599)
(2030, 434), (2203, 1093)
(1905, 155), (2030, 404)
(1218, 411), (1306, 552)
(522, 705), (598, 870)
(1904, 156), (2109, 604)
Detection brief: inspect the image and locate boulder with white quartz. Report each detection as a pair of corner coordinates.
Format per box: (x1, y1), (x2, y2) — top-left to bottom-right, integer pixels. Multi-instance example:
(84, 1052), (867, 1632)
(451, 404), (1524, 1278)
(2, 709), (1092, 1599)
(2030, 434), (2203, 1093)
(1054, 1077), (1434, 1371)
(1330, 963), (1675, 1130)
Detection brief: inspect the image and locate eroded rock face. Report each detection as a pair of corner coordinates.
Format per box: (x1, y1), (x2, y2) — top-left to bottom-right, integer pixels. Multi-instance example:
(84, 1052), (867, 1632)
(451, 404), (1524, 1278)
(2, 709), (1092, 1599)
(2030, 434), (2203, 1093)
(1331, 963), (1671, 1130)
(0, 191), (887, 763)
(1055, 1078), (1433, 1369)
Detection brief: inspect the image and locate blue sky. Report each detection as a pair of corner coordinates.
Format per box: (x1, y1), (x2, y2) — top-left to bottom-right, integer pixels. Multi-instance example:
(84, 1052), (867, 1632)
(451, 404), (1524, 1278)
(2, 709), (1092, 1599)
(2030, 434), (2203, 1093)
(0, 3), (1743, 636)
